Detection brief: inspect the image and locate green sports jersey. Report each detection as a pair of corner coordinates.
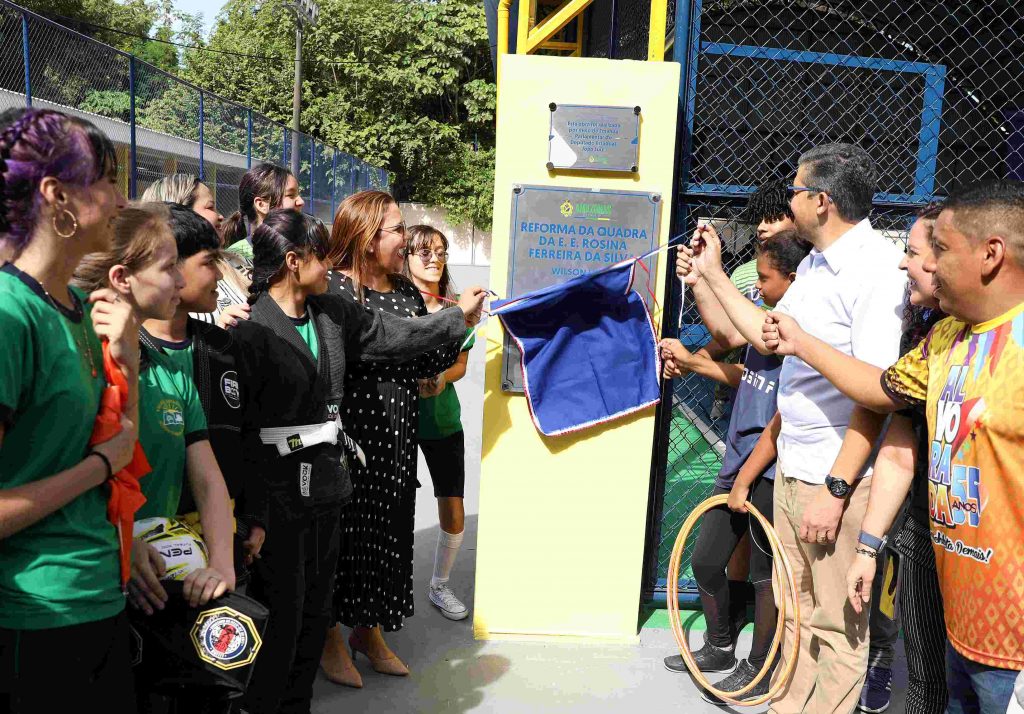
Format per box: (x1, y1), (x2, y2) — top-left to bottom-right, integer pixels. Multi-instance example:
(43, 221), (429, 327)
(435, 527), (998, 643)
(135, 345), (209, 520)
(142, 329), (194, 379)
(0, 265), (123, 629)
(224, 239), (254, 262)
(291, 313), (319, 360)
(418, 326), (475, 441)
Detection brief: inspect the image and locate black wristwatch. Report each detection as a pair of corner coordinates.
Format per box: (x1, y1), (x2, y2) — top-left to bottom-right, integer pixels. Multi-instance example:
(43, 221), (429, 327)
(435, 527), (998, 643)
(824, 474), (852, 499)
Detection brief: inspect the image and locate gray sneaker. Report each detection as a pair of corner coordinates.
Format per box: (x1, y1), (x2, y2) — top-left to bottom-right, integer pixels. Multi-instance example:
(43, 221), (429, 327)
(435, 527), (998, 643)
(428, 584), (469, 621)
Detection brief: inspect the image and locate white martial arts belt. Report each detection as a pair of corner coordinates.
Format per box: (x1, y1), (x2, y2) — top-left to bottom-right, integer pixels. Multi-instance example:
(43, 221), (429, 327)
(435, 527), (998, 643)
(259, 417), (366, 467)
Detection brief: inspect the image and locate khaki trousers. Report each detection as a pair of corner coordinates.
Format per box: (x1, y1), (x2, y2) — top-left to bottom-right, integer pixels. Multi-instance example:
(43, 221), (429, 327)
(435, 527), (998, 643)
(769, 471), (871, 714)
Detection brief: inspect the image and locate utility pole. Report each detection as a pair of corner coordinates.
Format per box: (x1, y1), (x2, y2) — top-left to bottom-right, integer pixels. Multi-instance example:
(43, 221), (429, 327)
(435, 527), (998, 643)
(290, 0), (319, 178)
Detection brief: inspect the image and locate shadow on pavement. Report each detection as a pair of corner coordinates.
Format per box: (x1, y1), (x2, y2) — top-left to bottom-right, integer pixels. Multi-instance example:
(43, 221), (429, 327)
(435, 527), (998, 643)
(313, 515), (511, 713)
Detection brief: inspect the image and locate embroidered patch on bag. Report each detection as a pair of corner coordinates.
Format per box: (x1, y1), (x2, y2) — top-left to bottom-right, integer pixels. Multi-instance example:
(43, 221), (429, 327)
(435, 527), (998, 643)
(299, 463), (312, 497)
(190, 607), (262, 671)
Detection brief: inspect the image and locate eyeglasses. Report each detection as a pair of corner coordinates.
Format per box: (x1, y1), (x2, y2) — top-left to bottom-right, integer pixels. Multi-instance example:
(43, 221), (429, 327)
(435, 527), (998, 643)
(413, 248), (449, 264)
(788, 185), (834, 204)
(380, 221), (407, 237)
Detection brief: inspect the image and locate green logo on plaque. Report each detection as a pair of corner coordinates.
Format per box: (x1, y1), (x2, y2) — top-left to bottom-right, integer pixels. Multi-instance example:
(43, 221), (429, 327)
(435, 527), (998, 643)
(575, 202), (613, 220)
(560, 200), (574, 217)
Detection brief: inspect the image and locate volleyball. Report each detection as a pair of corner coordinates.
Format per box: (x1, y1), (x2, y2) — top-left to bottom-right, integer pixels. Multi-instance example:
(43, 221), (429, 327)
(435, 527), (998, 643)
(133, 517), (209, 581)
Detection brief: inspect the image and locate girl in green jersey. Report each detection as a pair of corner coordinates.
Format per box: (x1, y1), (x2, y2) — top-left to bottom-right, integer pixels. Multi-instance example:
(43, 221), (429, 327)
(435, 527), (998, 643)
(74, 203), (235, 614)
(0, 108), (138, 713)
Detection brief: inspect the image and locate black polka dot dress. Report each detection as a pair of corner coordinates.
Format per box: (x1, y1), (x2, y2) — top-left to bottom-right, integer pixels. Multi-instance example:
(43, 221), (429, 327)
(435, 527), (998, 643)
(327, 272), (460, 631)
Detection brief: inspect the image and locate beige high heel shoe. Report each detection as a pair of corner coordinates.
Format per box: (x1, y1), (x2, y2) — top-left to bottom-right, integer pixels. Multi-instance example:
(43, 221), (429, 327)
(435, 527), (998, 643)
(321, 627), (363, 688)
(348, 632), (410, 676)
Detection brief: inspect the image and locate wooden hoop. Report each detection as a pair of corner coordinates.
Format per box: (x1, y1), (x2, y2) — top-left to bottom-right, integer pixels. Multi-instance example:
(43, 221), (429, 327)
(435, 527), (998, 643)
(666, 494), (801, 707)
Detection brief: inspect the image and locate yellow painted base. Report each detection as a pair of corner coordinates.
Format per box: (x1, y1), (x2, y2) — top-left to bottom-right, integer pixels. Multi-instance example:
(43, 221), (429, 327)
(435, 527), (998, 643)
(474, 54), (681, 642)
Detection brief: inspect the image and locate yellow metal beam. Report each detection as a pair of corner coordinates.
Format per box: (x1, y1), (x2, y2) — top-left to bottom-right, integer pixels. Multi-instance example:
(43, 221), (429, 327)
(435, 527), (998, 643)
(647, 0), (668, 61)
(523, 0), (595, 55)
(539, 40), (579, 50)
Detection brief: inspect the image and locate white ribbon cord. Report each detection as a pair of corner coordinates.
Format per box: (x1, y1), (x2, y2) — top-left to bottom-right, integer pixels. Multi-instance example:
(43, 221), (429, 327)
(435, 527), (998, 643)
(259, 418), (367, 467)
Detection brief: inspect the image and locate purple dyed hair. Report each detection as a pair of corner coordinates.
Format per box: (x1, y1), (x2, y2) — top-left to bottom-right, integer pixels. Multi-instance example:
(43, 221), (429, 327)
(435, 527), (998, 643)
(0, 108), (117, 257)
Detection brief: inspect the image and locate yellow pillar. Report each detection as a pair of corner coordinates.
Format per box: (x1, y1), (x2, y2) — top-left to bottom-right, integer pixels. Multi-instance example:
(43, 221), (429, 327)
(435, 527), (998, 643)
(648, 0), (668, 61)
(474, 54), (680, 643)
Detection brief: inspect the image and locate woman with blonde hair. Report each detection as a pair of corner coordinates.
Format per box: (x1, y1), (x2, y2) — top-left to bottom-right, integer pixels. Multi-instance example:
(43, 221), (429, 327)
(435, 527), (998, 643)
(140, 174), (223, 235)
(142, 173), (251, 329)
(320, 191), (466, 686)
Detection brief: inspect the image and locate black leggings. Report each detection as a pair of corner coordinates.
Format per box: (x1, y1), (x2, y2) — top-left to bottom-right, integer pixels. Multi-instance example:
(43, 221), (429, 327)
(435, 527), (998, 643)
(691, 478), (776, 667)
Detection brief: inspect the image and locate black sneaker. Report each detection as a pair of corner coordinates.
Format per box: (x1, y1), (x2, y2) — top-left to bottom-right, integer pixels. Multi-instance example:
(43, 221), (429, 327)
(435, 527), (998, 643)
(857, 665), (893, 713)
(701, 658), (773, 705)
(663, 637), (737, 674)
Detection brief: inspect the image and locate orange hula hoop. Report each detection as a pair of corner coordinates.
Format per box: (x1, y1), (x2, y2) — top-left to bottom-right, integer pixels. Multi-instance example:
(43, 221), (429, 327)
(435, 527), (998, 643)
(667, 494), (801, 707)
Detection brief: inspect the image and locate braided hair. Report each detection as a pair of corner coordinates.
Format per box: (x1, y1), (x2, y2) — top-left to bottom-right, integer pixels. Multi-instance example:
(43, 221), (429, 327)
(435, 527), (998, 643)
(248, 208), (328, 305)
(0, 108), (117, 258)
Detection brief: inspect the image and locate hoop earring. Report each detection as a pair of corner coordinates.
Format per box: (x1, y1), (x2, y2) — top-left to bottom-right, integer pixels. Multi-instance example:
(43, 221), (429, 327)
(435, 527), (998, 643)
(52, 209), (79, 239)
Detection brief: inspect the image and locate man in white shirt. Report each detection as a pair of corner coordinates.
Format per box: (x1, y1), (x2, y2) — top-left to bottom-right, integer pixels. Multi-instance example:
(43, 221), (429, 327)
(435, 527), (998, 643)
(676, 143), (905, 713)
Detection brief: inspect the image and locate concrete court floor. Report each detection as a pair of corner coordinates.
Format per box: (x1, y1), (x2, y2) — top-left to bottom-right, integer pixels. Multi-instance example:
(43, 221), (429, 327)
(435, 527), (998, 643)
(311, 264), (910, 713)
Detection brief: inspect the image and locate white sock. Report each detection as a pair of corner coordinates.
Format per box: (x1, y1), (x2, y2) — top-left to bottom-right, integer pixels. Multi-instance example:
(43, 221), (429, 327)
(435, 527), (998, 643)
(430, 528), (464, 588)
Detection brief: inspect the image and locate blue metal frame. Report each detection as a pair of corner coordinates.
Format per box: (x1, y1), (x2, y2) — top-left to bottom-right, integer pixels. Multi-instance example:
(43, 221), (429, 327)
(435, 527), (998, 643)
(21, 12), (30, 106)
(246, 109), (253, 169)
(198, 91), (205, 181)
(331, 151), (338, 218)
(309, 139), (315, 216)
(128, 56), (137, 198)
(683, 41), (946, 205)
(4, 0), (388, 197)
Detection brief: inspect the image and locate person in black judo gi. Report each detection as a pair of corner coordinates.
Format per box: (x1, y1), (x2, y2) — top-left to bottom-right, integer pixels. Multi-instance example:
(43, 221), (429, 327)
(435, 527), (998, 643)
(231, 209), (485, 714)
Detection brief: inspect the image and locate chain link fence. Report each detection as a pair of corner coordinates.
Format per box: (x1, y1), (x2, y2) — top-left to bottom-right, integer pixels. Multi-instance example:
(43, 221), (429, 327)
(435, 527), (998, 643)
(583, 0), (653, 60)
(645, 0), (1024, 601)
(0, 0), (388, 220)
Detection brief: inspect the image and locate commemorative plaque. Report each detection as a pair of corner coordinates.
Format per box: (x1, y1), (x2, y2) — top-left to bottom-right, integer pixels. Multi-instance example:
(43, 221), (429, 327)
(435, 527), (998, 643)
(547, 103), (641, 173)
(501, 184), (661, 393)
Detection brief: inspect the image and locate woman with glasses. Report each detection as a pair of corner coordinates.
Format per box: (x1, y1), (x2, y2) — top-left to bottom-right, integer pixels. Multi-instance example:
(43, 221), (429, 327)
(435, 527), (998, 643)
(319, 192), (464, 687)
(402, 225), (474, 622)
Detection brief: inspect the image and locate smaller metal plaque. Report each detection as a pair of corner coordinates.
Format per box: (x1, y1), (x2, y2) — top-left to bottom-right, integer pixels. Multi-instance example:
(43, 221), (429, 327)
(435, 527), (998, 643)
(547, 103), (641, 173)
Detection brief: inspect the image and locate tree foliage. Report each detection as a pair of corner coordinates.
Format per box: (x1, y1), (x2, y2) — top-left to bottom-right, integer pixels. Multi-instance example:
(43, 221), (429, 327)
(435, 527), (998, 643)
(185, 0), (497, 228)
(17, 0), (198, 67)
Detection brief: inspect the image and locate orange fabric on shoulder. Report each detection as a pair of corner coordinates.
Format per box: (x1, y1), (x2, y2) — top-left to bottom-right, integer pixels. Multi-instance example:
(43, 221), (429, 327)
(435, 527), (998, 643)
(89, 341), (151, 586)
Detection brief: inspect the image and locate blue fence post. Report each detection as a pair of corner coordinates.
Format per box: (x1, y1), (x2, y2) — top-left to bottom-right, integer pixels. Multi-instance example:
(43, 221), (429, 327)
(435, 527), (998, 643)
(128, 56), (137, 199)
(21, 12), (31, 107)
(331, 150), (338, 218)
(246, 109), (253, 169)
(309, 138), (315, 216)
(198, 90), (205, 181)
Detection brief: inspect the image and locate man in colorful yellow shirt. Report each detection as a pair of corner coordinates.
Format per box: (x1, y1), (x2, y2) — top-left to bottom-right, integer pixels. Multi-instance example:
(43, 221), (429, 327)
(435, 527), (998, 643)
(765, 179), (1024, 712)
